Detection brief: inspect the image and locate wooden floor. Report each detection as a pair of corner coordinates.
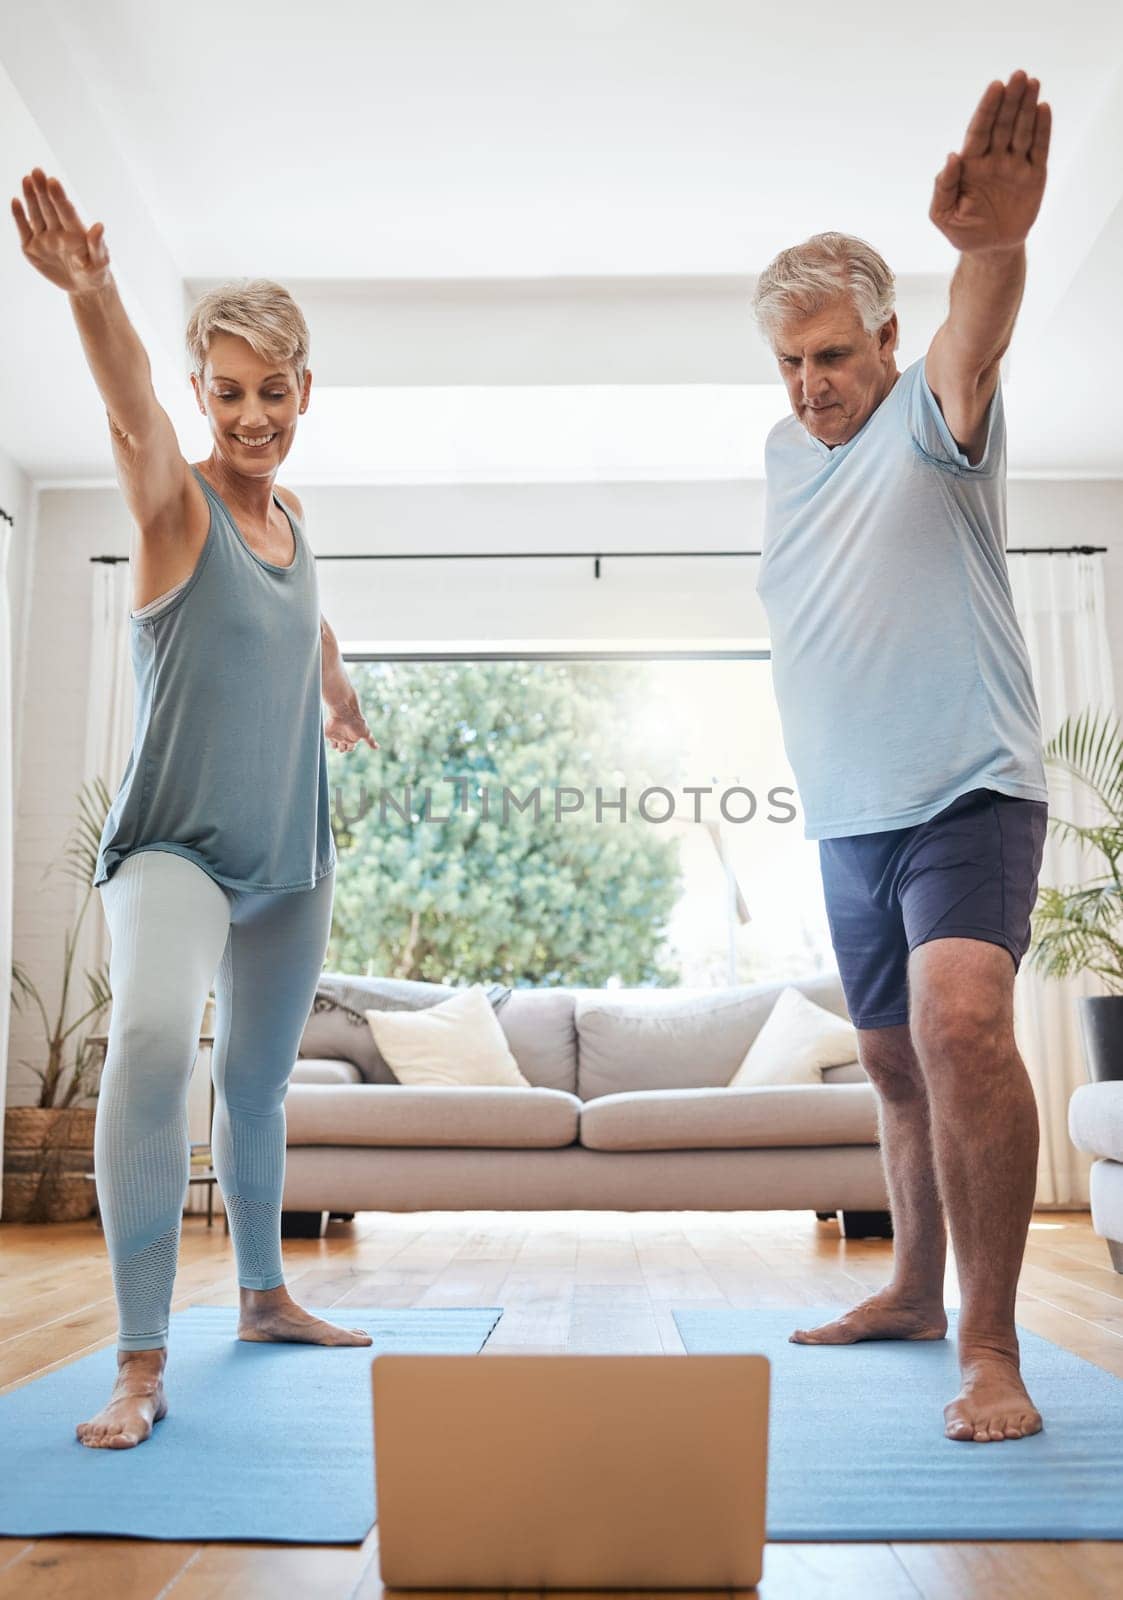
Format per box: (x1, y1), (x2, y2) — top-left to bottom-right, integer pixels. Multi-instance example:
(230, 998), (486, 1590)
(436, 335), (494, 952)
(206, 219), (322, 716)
(0, 1206), (1120, 1599)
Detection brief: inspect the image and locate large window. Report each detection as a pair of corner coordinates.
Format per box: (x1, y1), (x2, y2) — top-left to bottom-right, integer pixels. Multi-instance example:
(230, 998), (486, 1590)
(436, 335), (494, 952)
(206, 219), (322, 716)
(325, 655), (832, 988)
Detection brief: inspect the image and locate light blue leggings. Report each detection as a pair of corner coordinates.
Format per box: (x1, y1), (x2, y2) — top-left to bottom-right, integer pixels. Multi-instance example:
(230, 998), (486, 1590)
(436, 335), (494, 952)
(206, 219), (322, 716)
(95, 848), (334, 1351)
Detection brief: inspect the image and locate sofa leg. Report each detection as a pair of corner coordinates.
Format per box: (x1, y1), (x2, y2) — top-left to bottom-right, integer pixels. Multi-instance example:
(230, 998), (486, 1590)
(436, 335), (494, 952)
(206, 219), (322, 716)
(281, 1210), (326, 1239)
(1108, 1238), (1123, 1274)
(815, 1210), (837, 1223)
(328, 1211), (356, 1223)
(840, 1209), (894, 1240)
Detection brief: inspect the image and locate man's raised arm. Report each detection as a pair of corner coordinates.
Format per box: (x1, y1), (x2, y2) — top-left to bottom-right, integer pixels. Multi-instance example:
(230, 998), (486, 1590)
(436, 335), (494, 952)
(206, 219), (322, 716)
(925, 71), (1051, 463)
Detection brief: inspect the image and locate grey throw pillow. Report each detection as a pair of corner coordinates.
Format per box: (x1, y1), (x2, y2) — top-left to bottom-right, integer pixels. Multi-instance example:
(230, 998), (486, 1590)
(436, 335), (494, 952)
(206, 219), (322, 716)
(299, 973), (512, 1084)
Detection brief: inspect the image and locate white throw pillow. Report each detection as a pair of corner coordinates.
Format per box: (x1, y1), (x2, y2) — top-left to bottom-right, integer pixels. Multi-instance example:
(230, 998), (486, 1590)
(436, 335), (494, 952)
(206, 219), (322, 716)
(364, 985), (531, 1088)
(727, 986), (859, 1088)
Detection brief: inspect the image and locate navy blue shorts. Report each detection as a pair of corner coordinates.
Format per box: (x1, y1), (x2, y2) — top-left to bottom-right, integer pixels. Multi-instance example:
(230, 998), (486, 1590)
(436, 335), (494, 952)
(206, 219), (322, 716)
(818, 787), (1048, 1031)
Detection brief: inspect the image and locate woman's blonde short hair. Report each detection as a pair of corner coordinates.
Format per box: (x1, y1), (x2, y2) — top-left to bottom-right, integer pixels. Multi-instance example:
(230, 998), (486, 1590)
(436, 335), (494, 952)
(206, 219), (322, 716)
(185, 279), (310, 383)
(752, 232), (897, 347)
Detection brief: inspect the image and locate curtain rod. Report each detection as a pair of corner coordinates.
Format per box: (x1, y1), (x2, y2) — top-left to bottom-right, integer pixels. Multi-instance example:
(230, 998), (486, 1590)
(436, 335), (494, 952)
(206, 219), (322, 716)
(89, 543), (1108, 574)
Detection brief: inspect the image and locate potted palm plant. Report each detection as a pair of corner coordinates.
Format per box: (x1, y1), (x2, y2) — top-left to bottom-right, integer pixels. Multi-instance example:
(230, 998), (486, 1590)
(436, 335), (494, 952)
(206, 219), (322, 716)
(4, 778), (113, 1221)
(1028, 709), (1123, 1082)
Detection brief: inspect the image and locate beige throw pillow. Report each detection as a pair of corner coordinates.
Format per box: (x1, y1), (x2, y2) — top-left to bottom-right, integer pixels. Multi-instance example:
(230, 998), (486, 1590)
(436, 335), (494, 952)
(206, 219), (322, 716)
(727, 986), (859, 1088)
(364, 985), (531, 1088)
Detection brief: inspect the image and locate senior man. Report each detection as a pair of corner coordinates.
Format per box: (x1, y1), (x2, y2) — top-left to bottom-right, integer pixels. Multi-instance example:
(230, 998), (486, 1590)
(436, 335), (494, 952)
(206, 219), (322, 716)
(755, 71), (1052, 1443)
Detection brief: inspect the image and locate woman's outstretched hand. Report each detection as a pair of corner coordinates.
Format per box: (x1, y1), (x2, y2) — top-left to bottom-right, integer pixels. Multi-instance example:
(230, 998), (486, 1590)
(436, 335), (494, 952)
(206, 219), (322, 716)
(11, 168), (112, 294)
(325, 693), (379, 755)
(929, 70), (1051, 255)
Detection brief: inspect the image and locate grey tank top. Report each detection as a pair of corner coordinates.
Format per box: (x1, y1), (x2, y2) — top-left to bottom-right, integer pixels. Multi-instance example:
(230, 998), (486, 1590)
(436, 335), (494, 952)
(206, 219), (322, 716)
(94, 465), (336, 893)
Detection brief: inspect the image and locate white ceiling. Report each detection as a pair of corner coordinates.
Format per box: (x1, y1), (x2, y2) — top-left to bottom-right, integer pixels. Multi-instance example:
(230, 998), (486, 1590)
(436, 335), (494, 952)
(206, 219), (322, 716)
(45, 0), (1123, 279)
(2, 0), (1122, 482)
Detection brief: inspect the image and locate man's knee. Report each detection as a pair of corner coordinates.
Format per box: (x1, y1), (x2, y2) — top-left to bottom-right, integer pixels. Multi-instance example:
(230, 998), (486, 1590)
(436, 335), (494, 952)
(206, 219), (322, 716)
(857, 1026), (925, 1101)
(908, 937), (1016, 1068)
(910, 975), (1013, 1067)
(912, 1005), (1011, 1072)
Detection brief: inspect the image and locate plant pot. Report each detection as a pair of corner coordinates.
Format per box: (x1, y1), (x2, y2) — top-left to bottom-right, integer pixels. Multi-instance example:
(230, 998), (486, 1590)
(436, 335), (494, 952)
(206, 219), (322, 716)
(2, 1107), (98, 1223)
(1077, 995), (1123, 1084)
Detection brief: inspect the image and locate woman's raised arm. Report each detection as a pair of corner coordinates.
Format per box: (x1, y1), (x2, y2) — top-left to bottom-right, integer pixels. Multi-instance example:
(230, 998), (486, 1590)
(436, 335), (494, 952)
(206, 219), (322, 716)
(12, 167), (189, 534)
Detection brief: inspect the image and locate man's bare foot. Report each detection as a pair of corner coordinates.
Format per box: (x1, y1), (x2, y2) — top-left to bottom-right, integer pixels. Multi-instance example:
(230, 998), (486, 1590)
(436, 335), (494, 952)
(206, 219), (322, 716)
(790, 1287), (948, 1344)
(944, 1346), (1043, 1443)
(238, 1285), (372, 1346)
(76, 1348), (168, 1450)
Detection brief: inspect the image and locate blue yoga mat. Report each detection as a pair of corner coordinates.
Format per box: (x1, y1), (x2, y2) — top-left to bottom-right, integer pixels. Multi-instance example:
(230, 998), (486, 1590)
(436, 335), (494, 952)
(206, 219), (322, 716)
(674, 1305), (1123, 1541)
(0, 1305), (502, 1543)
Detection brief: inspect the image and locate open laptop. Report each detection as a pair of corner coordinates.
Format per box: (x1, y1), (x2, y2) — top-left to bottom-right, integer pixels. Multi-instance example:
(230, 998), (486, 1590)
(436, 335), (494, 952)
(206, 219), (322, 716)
(372, 1352), (770, 1590)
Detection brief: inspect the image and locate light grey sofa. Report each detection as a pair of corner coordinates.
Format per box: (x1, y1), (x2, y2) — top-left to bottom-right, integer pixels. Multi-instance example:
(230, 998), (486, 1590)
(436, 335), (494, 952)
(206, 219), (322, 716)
(281, 972), (890, 1239)
(1068, 1082), (1123, 1273)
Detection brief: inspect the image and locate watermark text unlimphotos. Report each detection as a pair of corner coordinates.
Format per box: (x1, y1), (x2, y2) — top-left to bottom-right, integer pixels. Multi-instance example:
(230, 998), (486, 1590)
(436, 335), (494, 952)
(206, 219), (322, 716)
(333, 780), (798, 828)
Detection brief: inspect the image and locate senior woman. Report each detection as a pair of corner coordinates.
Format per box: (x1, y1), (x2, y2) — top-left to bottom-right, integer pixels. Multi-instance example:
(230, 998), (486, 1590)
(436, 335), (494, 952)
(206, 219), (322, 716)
(12, 167), (377, 1450)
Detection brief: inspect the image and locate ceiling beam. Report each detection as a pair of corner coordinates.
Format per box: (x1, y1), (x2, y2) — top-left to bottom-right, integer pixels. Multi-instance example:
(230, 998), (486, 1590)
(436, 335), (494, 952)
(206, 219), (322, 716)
(186, 273), (952, 387)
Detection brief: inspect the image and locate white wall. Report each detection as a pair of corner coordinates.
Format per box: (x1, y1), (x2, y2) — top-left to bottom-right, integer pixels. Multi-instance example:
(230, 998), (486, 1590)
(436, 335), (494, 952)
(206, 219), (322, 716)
(0, 446), (34, 802)
(0, 446), (33, 1128)
(5, 475), (1122, 1106)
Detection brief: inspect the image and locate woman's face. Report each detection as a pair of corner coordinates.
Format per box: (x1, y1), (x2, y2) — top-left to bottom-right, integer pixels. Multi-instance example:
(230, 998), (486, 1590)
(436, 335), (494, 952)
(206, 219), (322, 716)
(192, 332), (311, 476)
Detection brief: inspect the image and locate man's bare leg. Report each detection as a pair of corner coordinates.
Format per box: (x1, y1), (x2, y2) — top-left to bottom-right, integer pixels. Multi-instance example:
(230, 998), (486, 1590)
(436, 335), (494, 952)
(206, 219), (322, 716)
(76, 1348), (167, 1449)
(792, 1025), (948, 1344)
(910, 937), (1042, 1443)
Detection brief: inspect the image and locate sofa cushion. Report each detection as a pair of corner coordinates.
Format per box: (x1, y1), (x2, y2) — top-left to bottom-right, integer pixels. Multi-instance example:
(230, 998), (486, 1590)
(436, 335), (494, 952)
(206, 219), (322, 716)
(299, 973), (511, 1083)
(290, 1058), (363, 1086)
(496, 989), (578, 1094)
(579, 1083), (879, 1151)
(285, 1083), (581, 1148)
(728, 986), (859, 1088)
(822, 1061), (868, 1085)
(575, 975), (851, 1100)
(1068, 1081), (1123, 1162)
(365, 986), (530, 1087)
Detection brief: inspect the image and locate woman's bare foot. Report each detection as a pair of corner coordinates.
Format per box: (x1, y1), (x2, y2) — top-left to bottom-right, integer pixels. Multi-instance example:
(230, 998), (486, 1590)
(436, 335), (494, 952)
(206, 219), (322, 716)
(76, 1348), (168, 1450)
(238, 1285), (372, 1346)
(790, 1286), (948, 1344)
(944, 1344), (1043, 1443)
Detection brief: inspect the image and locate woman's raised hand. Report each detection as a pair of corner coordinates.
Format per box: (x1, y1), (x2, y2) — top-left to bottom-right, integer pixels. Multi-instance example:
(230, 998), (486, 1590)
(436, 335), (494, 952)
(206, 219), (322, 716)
(11, 168), (111, 294)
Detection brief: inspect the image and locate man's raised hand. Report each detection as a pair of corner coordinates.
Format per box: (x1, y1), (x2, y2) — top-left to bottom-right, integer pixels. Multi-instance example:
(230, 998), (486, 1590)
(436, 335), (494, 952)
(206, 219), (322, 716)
(929, 71), (1051, 255)
(11, 169), (111, 294)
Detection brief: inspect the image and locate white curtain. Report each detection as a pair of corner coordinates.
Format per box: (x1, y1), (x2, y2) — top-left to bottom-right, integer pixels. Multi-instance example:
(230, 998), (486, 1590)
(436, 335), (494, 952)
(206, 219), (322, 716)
(0, 517), (13, 1211)
(79, 565), (212, 1205)
(70, 563), (134, 1082)
(1009, 552), (1119, 1208)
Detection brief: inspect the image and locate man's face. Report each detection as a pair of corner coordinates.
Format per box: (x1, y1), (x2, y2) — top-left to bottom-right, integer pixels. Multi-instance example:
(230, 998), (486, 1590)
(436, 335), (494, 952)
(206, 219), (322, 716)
(774, 296), (898, 448)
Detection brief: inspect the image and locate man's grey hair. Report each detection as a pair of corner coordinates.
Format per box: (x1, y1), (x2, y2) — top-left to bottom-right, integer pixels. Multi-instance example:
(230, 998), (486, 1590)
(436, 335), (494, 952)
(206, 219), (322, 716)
(752, 232), (897, 347)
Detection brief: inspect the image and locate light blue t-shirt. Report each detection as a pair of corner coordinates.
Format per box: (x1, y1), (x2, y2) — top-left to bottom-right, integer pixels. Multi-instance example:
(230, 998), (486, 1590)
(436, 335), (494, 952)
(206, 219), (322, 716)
(756, 356), (1047, 840)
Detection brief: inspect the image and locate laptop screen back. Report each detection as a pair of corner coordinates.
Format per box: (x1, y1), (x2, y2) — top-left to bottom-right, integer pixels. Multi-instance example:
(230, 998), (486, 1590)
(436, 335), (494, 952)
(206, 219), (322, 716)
(373, 1352), (769, 1590)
